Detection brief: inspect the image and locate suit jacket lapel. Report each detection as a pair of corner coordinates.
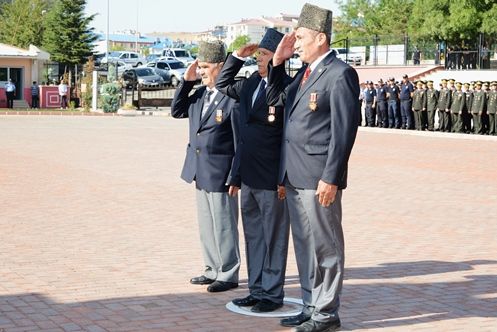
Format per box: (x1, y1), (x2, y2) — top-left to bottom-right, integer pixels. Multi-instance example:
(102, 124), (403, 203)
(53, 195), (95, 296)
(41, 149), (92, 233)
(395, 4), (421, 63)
(290, 52), (336, 115)
(200, 91), (225, 127)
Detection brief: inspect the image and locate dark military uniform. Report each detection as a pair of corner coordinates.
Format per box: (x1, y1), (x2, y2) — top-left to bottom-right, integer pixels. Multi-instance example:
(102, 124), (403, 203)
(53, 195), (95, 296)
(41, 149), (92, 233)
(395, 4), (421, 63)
(437, 84), (452, 132)
(412, 82), (427, 130)
(486, 84), (497, 135)
(426, 83), (439, 131)
(463, 84), (473, 133)
(471, 85), (486, 134)
(450, 86), (465, 133)
(376, 81), (388, 128)
(364, 84), (376, 127)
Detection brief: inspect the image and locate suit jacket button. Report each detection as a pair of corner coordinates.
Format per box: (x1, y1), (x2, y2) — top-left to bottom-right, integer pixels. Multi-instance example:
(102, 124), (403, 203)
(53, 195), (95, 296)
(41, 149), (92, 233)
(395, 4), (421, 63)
(197, 133), (200, 136)
(196, 148), (200, 153)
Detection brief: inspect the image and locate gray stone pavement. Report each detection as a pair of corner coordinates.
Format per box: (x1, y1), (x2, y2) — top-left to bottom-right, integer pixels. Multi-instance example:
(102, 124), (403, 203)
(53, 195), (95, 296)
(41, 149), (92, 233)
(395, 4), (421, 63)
(0, 116), (496, 332)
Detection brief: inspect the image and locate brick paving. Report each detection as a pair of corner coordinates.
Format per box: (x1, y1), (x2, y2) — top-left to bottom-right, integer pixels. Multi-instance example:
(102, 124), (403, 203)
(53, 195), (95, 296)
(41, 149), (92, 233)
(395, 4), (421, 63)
(0, 116), (496, 332)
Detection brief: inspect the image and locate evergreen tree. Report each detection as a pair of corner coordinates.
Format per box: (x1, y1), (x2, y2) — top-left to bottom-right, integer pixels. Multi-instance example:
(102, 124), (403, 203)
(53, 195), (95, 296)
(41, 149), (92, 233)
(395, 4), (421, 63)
(42, 0), (96, 69)
(0, 0), (48, 48)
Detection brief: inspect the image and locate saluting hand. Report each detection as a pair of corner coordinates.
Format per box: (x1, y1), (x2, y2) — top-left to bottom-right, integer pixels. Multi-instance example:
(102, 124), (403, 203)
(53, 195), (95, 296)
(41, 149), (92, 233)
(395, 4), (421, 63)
(273, 32), (296, 66)
(315, 180), (338, 208)
(184, 59), (198, 81)
(237, 44), (259, 58)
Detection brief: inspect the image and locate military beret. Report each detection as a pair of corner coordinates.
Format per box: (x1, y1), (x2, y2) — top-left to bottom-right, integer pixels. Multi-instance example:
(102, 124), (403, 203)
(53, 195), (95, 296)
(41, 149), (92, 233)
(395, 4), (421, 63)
(427, 81), (433, 85)
(259, 28), (283, 53)
(449, 79), (455, 83)
(197, 40), (226, 63)
(456, 82), (462, 87)
(402, 74), (408, 79)
(476, 81), (482, 85)
(483, 82), (489, 87)
(441, 79), (447, 83)
(416, 81), (423, 86)
(491, 81), (497, 86)
(378, 78), (384, 83)
(297, 3), (333, 37)
(388, 77), (395, 81)
(464, 83), (470, 87)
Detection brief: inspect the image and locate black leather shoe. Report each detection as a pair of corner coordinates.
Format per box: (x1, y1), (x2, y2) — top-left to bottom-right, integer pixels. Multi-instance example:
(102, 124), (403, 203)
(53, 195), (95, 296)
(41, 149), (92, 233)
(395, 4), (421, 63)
(251, 299), (283, 313)
(190, 275), (215, 285)
(280, 312), (312, 327)
(232, 295), (260, 307)
(207, 281), (238, 292)
(291, 318), (341, 332)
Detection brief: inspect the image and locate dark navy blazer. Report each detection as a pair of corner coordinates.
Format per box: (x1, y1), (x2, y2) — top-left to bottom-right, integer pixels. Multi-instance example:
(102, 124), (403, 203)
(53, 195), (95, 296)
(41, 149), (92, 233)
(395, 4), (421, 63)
(216, 54), (289, 190)
(171, 79), (238, 193)
(267, 51), (360, 190)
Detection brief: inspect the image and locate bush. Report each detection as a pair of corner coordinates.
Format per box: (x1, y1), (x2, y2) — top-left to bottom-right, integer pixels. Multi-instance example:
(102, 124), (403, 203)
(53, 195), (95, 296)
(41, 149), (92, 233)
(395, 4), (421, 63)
(100, 83), (121, 113)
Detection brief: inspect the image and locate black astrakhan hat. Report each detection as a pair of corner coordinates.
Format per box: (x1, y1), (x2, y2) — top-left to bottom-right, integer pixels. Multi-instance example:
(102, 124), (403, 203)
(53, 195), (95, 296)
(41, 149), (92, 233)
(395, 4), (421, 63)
(259, 28), (284, 53)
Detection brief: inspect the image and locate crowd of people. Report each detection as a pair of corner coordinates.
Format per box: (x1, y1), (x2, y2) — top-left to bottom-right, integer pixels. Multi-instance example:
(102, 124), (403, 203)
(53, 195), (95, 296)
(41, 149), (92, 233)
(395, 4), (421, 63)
(359, 75), (497, 135)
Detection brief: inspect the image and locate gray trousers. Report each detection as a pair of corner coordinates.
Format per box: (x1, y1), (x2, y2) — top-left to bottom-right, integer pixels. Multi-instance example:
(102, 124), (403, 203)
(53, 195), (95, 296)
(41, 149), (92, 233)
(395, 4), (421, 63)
(286, 183), (344, 323)
(240, 184), (290, 304)
(196, 189), (240, 283)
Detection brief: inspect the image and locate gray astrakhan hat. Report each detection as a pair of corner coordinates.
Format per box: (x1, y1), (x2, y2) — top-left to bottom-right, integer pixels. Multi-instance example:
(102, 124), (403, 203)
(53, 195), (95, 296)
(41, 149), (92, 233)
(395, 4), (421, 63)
(297, 3), (333, 37)
(259, 28), (284, 53)
(197, 40), (226, 63)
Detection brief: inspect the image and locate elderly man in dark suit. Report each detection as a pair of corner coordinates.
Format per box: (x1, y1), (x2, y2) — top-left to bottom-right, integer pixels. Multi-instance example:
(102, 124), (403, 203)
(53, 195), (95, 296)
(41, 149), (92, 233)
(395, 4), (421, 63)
(171, 41), (240, 293)
(216, 28), (290, 313)
(267, 3), (360, 332)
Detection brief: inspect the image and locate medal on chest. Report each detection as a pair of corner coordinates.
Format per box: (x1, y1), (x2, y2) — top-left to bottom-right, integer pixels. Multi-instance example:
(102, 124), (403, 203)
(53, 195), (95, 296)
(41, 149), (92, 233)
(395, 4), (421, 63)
(215, 109), (223, 123)
(268, 106), (276, 123)
(309, 92), (318, 112)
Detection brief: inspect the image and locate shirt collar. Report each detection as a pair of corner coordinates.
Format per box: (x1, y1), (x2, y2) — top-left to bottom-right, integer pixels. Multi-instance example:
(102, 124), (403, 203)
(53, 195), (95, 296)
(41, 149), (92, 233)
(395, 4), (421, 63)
(308, 49), (332, 72)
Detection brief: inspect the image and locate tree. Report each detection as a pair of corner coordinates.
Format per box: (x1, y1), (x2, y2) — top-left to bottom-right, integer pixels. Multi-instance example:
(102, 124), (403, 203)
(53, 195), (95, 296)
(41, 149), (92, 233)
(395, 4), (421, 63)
(228, 35), (250, 52)
(0, 0), (49, 48)
(43, 0), (97, 70)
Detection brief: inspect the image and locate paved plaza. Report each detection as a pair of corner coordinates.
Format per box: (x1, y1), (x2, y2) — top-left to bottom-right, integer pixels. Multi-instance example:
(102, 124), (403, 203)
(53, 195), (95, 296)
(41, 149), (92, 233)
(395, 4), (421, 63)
(0, 116), (496, 332)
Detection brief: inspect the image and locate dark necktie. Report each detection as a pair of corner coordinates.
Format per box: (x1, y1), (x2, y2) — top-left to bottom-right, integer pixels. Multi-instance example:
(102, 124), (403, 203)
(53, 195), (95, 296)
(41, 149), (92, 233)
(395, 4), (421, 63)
(301, 66), (311, 86)
(253, 79), (266, 106)
(201, 90), (214, 118)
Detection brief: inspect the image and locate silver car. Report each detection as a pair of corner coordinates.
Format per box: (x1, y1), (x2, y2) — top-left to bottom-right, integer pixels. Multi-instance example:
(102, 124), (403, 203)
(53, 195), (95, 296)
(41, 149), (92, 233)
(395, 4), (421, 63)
(146, 60), (187, 87)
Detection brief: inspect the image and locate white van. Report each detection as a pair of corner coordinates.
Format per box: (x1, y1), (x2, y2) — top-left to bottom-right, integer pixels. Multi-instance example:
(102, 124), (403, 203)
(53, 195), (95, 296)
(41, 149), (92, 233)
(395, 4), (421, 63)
(161, 48), (194, 66)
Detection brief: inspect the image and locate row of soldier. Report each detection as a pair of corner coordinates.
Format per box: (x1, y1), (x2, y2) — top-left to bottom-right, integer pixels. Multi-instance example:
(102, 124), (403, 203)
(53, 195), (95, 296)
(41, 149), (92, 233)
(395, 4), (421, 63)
(360, 77), (497, 135)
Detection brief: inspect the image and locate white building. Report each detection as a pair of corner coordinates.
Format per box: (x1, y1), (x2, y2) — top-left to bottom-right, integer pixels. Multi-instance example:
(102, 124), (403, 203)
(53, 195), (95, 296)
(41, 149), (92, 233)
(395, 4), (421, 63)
(225, 15), (296, 47)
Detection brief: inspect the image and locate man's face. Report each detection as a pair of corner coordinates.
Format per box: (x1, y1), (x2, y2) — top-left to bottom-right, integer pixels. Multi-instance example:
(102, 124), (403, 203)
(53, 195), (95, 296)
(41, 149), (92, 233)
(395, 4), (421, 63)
(256, 48), (273, 78)
(198, 61), (222, 88)
(294, 27), (325, 64)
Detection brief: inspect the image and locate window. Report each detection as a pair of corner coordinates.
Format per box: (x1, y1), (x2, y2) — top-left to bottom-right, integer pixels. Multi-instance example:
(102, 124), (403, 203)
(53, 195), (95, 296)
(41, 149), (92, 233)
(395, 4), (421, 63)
(0, 68), (7, 81)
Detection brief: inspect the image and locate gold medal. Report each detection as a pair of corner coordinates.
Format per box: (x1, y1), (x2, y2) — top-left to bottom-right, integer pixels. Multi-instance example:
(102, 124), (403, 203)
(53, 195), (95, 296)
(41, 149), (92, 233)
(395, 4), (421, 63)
(215, 109), (223, 123)
(268, 106), (276, 122)
(309, 92), (318, 112)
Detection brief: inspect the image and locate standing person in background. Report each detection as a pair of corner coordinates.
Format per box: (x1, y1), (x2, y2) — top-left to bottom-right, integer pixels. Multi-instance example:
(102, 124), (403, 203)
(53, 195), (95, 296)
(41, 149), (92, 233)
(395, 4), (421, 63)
(412, 81), (427, 131)
(266, 3), (360, 331)
(216, 28), (291, 313)
(31, 81), (40, 109)
(386, 77), (400, 128)
(58, 79), (68, 109)
(364, 81), (376, 127)
(425, 80), (439, 131)
(376, 79), (388, 128)
(171, 40), (241, 293)
(5, 78), (16, 108)
(400, 74), (414, 129)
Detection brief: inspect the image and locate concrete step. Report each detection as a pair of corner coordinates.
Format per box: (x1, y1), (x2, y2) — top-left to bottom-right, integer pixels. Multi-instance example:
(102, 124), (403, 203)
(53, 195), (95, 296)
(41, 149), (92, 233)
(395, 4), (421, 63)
(12, 100), (30, 108)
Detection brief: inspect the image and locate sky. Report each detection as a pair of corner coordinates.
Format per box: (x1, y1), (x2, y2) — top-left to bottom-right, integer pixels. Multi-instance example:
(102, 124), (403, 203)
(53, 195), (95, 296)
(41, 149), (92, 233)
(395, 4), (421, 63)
(84, 0), (341, 34)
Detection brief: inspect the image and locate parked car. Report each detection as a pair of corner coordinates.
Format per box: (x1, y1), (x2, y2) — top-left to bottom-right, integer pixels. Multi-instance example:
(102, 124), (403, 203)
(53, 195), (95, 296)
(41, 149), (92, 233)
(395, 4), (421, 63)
(145, 54), (162, 63)
(235, 58), (258, 79)
(146, 60), (186, 87)
(333, 48), (362, 66)
(102, 51), (146, 67)
(122, 67), (165, 89)
(161, 48), (195, 66)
